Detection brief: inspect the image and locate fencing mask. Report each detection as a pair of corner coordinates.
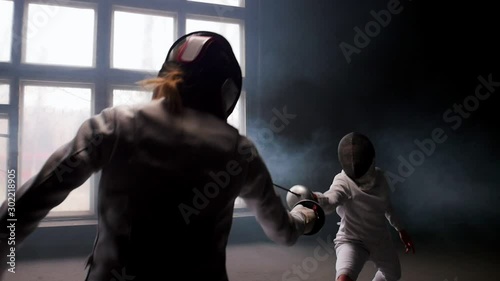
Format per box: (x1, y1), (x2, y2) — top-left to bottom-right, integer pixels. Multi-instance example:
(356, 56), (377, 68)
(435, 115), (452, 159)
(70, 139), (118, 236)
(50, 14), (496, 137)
(338, 132), (376, 180)
(158, 31), (242, 120)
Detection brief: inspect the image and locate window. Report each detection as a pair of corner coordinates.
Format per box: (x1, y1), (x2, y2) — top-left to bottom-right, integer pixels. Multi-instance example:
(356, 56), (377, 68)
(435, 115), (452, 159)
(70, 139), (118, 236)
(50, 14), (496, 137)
(112, 9), (175, 71)
(0, 117), (8, 203)
(0, 81), (8, 204)
(0, 0), (252, 222)
(188, 0), (245, 8)
(20, 84), (93, 215)
(227, 91), (246, 133)
(24, 3), (96, 67)
(112, 88), (152, 107)
(0, 83), (9, 104)
(0, 0), (14, 62)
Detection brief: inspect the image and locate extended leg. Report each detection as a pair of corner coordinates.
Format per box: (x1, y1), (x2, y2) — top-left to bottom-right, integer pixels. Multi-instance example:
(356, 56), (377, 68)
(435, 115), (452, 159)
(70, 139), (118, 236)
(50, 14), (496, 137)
(335, 242), (370, 281)
(337, 274), (354, 281)
(370, 240), (401, 281)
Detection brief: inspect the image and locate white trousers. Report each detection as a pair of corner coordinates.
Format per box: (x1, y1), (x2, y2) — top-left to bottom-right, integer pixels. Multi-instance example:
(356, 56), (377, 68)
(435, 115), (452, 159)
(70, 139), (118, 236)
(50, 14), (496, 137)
(334, 239), (401, 281)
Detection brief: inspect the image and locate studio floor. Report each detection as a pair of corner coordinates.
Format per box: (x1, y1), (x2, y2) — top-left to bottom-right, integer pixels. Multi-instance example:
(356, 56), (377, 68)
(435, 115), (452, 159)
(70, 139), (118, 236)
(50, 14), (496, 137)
(2, 236), (498, 281)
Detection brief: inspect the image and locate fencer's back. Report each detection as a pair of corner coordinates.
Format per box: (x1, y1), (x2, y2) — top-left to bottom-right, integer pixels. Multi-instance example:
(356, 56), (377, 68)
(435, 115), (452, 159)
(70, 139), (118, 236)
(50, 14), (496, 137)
(85, 99), (249, 281)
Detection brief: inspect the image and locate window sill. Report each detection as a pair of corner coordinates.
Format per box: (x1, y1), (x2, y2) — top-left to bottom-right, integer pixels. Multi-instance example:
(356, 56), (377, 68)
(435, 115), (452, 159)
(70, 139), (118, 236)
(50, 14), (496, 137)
(40, 219), (97, 228)
(39, 210), (253, 227)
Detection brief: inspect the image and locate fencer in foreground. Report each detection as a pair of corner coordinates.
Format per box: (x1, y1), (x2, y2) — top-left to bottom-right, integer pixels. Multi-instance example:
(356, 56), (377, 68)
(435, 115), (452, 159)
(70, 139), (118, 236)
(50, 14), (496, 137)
(313, 132), (415, 281)
(0, 31), (323, 281)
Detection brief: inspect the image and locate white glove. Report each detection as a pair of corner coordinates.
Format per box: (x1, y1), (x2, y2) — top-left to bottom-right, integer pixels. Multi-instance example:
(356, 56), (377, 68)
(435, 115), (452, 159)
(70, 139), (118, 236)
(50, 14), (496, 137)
(290, 204), (317, 235)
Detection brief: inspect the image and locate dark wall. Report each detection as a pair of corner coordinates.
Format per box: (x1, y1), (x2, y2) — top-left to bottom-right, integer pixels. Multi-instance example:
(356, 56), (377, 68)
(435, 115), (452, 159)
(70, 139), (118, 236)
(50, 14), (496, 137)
(245, 0), (499, 241)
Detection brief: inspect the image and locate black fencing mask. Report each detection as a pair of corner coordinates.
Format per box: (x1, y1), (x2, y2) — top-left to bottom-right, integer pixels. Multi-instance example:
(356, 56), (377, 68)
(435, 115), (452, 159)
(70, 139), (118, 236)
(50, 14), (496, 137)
(338, 132), (375, 180)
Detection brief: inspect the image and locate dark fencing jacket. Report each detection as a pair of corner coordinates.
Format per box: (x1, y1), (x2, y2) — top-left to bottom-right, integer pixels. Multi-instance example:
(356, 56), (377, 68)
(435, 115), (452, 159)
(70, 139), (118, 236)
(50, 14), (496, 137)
(0, 98), (305, 281)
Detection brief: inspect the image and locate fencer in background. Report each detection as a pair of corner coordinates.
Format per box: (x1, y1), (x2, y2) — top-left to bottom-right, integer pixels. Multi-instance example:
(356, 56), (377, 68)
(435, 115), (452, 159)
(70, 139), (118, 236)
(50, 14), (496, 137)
(0, 31), (322, 281)
(313, 132), (415, 281)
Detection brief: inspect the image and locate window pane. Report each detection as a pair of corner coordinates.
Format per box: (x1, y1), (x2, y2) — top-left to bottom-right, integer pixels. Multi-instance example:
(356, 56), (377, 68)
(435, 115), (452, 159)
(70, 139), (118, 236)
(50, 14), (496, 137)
(0, 83), (9, 104)
(0, 0), (13, 62)
(0, 135), (7, 204)
(113, 11), (175, 71)
(188, 0), (244, 7)
(21, 85), (92, 213)
(234, 197), (246, 208)
(227, 92), (245, 133)
(25, 4), (95, 67)
(186, 18), (243, 71)
(0, 119), (7, 135)
(0, 118), (7, 204)
(113, 89), (152, 107)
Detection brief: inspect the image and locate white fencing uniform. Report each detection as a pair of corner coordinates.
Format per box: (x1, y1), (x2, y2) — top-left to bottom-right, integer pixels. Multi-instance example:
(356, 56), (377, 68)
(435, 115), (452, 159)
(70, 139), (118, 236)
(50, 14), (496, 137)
(315, 166), (404, 281)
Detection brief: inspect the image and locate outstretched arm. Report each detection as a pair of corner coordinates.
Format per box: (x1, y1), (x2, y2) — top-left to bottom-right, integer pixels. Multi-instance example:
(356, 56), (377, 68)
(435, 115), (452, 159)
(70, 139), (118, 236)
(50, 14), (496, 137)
(385, 201), (404, 232)
(313, 175), (351, 215)
(386, 199), (415, 254)
(381, 169), (415, 254)
(238, 140), (316, 246)
(0, 108), (119, 266)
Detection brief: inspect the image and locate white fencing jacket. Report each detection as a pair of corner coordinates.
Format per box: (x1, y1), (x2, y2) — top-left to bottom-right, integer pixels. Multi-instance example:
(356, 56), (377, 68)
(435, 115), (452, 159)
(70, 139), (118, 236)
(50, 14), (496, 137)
(315, 168), (404, 245)
(0, 99), (306, 281)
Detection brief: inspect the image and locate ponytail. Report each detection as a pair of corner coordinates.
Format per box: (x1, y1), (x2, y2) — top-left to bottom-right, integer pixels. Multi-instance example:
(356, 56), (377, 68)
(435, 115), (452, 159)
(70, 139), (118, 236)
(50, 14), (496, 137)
(139, 69), (184, 114)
